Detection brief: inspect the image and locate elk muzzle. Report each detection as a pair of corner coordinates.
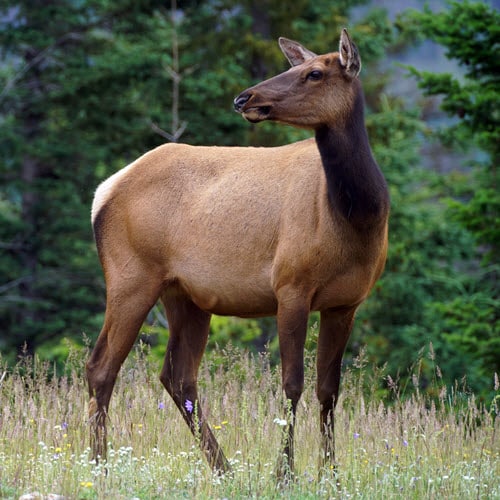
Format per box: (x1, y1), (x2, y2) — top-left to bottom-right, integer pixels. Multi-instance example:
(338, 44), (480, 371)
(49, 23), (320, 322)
(234, 91), (271, 123)
(233, 92), (251, 112)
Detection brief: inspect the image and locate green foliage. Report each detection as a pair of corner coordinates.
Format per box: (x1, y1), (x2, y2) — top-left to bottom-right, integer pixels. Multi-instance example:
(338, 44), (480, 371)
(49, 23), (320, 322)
(352, 94), (470, 393)
(0, 0), (172, 352)
(429, 283), (499, 376)
(209, 315), (262, 348)
(398, 0), (500, 261)
(387, 0), (500, 398)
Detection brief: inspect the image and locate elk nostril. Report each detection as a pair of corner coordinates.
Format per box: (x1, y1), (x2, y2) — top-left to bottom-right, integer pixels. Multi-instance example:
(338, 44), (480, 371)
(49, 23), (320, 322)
(234, 93), (252, 112)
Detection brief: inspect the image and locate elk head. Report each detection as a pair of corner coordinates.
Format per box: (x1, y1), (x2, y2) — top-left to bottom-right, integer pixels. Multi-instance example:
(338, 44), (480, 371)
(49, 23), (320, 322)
(234, 29), (362, 129)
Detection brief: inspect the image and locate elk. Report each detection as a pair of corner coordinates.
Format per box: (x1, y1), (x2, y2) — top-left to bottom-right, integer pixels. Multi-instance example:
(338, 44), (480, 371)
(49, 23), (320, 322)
(86, 28), (389, 476)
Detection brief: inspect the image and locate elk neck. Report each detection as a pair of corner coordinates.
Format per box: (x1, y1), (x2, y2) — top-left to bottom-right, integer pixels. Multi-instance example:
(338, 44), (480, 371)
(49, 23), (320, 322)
(315, 88), (389, 231)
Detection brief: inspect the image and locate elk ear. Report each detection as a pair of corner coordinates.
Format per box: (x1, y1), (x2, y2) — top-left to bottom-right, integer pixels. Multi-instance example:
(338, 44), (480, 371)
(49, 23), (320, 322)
(279, 37), (317, 67)
(339, 28), (361, 78)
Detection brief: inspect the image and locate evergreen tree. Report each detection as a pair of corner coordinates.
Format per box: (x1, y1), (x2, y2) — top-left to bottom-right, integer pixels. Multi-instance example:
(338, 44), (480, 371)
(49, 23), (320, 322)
(394, 0), (500, 394)
(400, 0), (499, 261)
(0, 0), (172, 354)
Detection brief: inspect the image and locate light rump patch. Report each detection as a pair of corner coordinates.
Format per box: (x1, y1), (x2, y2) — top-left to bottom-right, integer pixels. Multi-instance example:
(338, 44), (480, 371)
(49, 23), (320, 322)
(91, 160), (136, 224)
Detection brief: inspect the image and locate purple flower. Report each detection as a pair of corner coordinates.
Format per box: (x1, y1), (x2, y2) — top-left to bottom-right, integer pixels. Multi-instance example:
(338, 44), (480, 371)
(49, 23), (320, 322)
(158, 402), (165, 410)
(61, 422), (68, 430)
(353, 432), (360, 439)
(184, 399), (194, 414)
(403, 439), (409, 447)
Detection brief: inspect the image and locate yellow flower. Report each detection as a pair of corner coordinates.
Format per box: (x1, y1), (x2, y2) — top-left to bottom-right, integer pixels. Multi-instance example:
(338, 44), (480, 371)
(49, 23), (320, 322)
(55, 447), (62, 453)
(221, 421), (228, 425)
(80, 481), (93, 488)
(214, 425), (222, 430)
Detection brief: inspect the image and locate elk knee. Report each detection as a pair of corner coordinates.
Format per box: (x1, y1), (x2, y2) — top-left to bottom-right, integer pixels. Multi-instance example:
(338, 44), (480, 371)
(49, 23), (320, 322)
(86, 360), (104, 394)
(317, 388), (336, 413)
(283, 379), (304, 409)
(160, 369), (196, 404)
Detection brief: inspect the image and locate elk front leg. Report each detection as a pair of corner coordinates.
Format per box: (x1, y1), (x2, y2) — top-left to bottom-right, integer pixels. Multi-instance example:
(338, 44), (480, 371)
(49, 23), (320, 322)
(316, 306), (356, 471)
(276, 288), (309, 478)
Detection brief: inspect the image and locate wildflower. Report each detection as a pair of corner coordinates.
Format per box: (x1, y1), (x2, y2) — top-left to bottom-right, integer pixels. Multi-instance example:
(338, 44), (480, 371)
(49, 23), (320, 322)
(353, 432), (360, 439)
(214, 425), (222, 430)
(158, 402), (165, 410)
(273, 418), (287, 427)
(80, 481), (93, 488)
(403, 439), (408, 447)
(221, 420), (228, 425)
(185, 399), (194, 414)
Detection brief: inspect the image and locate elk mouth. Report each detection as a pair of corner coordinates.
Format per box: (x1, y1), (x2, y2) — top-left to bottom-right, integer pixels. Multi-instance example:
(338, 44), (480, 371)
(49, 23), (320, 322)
(240, 105), (272, 123)
(234, 94), (272, 122)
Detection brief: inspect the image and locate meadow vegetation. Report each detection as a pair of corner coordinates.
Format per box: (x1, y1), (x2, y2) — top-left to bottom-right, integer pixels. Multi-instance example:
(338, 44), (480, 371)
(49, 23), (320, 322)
(1, 341), (498, 499)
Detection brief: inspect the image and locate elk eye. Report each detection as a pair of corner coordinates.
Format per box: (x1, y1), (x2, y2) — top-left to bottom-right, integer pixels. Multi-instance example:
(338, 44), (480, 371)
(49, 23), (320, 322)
(307, 70), (323, 81)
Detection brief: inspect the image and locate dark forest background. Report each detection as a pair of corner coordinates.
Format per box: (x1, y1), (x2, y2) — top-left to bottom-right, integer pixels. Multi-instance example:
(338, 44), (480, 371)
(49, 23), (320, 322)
(0, 0), (498, 401)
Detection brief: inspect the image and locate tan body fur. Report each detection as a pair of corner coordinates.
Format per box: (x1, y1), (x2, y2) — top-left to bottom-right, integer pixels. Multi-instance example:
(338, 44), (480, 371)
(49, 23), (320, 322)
(94, 140), (386, 316)
(87, 29), (390, 476)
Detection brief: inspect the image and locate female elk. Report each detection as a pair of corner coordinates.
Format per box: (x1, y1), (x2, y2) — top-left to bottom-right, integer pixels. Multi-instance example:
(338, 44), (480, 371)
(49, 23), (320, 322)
(87, 29), (389, 475)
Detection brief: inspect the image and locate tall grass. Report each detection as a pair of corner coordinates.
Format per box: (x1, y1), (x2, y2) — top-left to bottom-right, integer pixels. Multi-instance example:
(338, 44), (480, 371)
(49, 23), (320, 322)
(0, 344), (498, 499)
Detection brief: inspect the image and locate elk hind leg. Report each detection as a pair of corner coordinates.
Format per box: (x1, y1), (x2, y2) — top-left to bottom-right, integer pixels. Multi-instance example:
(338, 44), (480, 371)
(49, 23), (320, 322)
(159, 295), (229, 473)
(86, 270), (162, 461)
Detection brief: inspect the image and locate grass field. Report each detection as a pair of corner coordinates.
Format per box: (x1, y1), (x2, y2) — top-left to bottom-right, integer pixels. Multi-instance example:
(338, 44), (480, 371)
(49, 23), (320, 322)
(0, 344), (498, 499)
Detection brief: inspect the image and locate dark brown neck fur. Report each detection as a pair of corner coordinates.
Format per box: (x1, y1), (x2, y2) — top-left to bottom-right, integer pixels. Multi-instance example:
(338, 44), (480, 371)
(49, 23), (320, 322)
(315, 87), (389, 230)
